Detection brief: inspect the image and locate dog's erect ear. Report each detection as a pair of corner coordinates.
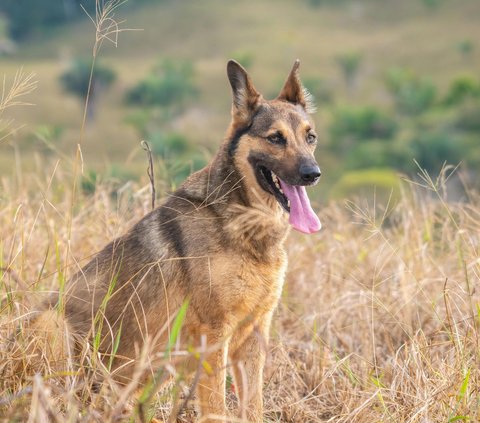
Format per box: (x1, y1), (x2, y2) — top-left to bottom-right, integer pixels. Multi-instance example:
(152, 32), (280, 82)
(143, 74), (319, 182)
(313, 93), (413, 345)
(227, 60), (261, 124)
(277, 59), (316, 113)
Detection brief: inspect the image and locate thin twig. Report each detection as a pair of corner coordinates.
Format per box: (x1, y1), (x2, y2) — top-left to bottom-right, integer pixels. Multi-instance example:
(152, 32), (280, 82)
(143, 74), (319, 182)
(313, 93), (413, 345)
(141, 140), (156, 210)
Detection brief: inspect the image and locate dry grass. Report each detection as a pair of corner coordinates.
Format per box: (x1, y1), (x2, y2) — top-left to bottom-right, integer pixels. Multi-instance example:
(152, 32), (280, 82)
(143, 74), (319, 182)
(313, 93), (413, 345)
(267, 181), (480, 422)
(1, 2), (480, 420)
(1, 164), (479, 422)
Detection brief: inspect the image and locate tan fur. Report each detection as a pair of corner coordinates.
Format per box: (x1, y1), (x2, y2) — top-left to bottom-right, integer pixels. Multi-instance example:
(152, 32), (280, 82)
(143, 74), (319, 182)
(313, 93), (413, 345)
(34, 60), (320, 422)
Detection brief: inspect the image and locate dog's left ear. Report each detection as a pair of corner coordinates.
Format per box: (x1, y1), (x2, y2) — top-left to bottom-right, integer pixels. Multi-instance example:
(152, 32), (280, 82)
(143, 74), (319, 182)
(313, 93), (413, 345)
(277, 60), (316, 113)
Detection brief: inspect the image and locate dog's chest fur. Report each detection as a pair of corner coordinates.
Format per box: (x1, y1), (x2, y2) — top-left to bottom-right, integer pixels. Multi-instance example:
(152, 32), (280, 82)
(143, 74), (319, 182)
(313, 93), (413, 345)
(206, 247), (287, 326)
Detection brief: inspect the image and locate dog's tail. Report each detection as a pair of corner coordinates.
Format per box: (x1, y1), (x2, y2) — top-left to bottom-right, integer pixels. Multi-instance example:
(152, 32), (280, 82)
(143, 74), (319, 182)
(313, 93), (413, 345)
(2, 308), (74, 383)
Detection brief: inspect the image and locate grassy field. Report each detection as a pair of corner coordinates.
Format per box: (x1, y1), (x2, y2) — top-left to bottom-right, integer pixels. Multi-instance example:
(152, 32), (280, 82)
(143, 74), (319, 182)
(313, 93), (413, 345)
(1, 160), (479, 422)
(1, 1), (480, 421)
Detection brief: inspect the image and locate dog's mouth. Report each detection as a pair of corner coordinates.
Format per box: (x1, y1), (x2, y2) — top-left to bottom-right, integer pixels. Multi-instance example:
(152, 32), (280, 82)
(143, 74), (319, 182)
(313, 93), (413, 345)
(258, 166), (290, 212)
(256, 165), (322, 234)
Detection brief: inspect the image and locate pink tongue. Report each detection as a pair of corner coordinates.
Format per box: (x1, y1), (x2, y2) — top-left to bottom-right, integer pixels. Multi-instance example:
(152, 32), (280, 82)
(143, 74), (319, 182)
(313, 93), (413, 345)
(279, 179), (322, 234)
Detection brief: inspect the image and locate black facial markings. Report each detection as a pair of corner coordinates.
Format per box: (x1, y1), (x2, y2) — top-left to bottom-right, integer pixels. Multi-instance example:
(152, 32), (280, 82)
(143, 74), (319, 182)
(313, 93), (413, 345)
(228, 105), (274, 157)
(248, 150), (319, 187)
(229, 104), (313, 156)
(247, 151), (279, 174)
(228, 124), (252, 158)
(247, 151), (291, 212)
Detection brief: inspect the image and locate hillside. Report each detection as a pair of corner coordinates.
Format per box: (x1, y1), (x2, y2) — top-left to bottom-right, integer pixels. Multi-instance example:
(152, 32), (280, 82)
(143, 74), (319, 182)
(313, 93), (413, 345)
(1, 0), (480, 191)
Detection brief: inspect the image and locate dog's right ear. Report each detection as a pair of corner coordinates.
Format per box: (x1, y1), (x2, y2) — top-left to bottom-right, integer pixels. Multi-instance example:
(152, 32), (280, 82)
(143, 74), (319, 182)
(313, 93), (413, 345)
(227, 60), (261, 125)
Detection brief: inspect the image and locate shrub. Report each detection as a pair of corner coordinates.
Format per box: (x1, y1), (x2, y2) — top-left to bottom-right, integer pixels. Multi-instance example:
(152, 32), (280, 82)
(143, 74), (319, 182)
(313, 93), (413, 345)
(344, 140), (414, 172)
(385, 68), (437, 115)
(168, 154), (208, 186)
(329, 106), (397, 150)
(421, 0), (442, 9)
(336, 51), (363, 94)
(306, 0), (347, 7)
(107, 164), (138, 183)
(444, 74), (480, 106)
(0, 0), (96, 40)
(455, 103), (480, 132)
(61, 59), (115, 99)
(81, 170), (99, 195)
(146, 131), (208, 185)
(149, 131), (191, 157)
(410, 131), (464, 174)
(456, 39), (474, 59)
(126, 59), (197, 110)
(60, 59), (116, 121)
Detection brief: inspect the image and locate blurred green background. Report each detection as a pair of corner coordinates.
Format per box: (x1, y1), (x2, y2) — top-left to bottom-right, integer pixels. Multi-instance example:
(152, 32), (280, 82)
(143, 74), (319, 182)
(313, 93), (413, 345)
(0, 0), (479, 201)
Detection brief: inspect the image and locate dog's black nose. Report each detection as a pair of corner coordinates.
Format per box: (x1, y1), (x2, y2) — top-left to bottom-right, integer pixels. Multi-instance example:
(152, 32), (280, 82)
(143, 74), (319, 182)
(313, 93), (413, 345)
(300, 164), (321, 183)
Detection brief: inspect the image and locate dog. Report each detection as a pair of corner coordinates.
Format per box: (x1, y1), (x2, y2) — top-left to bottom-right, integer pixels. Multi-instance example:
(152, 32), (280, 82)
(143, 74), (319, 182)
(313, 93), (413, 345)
(41, 59), (322, 422)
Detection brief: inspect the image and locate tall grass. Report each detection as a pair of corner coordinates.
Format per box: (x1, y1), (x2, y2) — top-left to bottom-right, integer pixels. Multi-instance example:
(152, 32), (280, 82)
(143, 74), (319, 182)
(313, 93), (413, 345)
(1, 163), (479, 421)
(1, 1), (480, 421)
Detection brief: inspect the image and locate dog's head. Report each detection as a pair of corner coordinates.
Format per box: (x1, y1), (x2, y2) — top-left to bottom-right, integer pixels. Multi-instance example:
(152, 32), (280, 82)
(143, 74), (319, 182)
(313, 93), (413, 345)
(226, 60), (321, 234)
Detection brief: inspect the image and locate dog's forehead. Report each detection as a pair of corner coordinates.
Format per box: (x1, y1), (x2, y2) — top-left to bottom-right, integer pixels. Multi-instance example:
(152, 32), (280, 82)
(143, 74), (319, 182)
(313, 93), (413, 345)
(251, 102), (311, 134)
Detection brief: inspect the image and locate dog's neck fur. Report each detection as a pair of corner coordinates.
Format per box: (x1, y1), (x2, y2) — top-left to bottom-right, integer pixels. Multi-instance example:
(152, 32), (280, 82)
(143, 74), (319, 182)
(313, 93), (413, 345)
(172, 128), (290, 256)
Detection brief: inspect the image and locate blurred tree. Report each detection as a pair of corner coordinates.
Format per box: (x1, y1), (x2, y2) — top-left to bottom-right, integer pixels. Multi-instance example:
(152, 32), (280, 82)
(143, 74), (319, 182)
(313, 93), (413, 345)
(0, 14), (7, 38)
(125, 59), (200, 184)
(303, 76), (334, 104)
(336, 51), (363, 95)
(456, 39), (474, 61)
(60, 59), (116, 122)
(344, 140), (413, 172)
(410, 131), (464, 174)
(420, 0), (442, 9)
(0, 0), (96, 40)
(444, 74), (480, 106)
(126, 59), (197, 112)
(149, 132), (190, 157)
(455, 103), (480, 132)
(81, 169), (99, 195)
(307, 0), (347, 7)
(329, 106), (397, 151)
(0, 14), (15, 56)
(385, 68), (437, 115)
(0, 0), (158, 40)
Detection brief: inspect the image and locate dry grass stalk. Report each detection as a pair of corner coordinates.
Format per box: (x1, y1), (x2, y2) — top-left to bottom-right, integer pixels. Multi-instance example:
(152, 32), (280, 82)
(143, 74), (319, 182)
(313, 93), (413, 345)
(0, 70), (37, 144)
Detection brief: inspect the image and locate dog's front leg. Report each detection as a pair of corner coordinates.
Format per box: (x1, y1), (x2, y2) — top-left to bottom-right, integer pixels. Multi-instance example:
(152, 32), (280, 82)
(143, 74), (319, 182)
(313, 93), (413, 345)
(197, 333), (228, 422)
(229, 313), (272, 423)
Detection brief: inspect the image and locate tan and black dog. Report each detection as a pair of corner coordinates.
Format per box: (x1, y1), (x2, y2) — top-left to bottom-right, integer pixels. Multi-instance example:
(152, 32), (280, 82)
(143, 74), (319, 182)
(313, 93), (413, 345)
(45, 60), (322, 421)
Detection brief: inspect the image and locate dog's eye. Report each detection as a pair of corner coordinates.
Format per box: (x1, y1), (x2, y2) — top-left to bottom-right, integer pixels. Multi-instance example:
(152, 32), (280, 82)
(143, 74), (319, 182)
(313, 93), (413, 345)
(307, 132), (317, 145)
(267, 132), (286, 145)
